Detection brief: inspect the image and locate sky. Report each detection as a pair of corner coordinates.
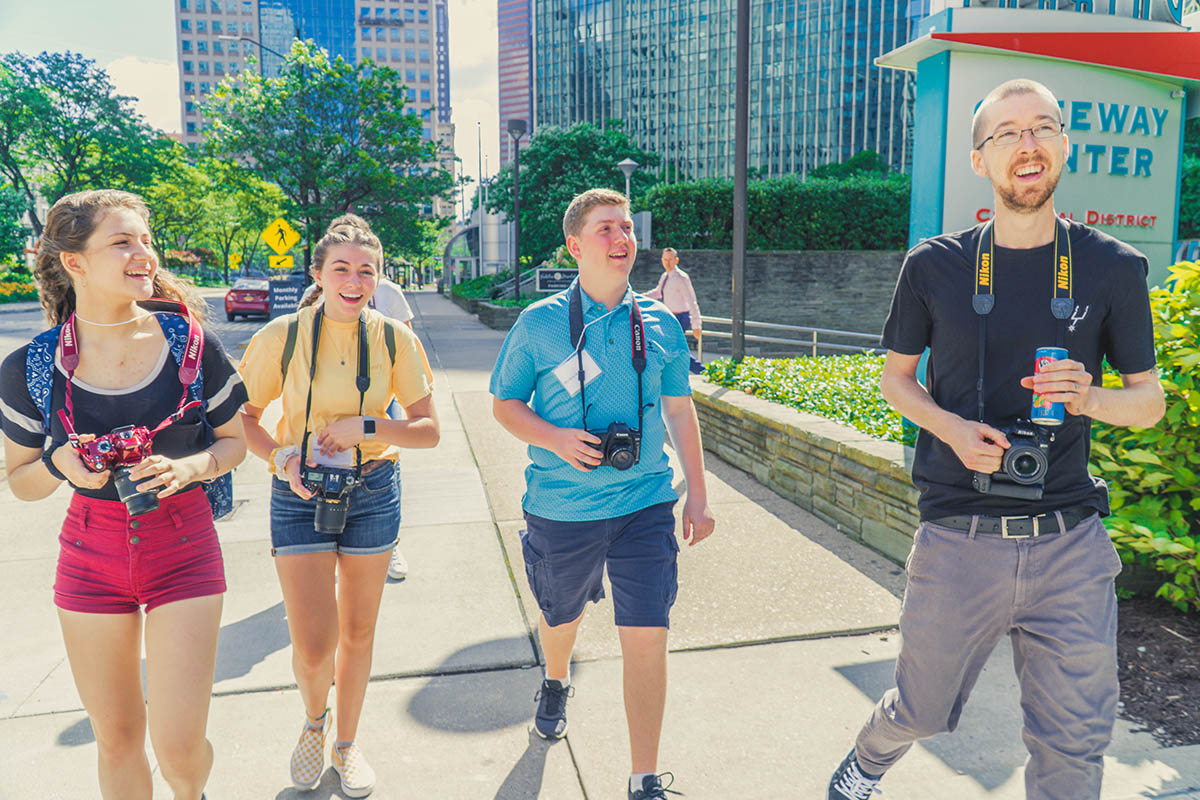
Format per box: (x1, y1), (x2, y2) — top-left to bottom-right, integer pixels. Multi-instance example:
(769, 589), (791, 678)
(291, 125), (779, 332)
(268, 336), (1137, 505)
(0, 0), (501, 195)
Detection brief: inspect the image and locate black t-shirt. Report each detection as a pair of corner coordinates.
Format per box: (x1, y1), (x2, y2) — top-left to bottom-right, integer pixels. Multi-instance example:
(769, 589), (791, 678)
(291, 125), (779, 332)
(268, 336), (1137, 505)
(881, 220), (1156, 520)
(0, 325), (247, 501)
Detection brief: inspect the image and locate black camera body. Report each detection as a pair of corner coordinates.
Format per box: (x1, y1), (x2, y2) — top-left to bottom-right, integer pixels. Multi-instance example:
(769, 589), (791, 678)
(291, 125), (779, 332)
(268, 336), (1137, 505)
(300, 464), (361, 534)
(584, 422), (642, 471)
(972, 419), (1055, 501)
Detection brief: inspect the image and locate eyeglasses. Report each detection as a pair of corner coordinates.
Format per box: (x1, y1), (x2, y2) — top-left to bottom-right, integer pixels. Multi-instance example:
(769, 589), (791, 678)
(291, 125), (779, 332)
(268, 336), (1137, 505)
(975, 122), (1064, 150)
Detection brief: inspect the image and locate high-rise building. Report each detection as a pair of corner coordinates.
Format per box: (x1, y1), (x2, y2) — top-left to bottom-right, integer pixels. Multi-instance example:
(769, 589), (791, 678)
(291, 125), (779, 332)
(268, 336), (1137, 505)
(174, 0), (455, 215)
(497, 0), (533, 166)
(533, 0), (916, 180)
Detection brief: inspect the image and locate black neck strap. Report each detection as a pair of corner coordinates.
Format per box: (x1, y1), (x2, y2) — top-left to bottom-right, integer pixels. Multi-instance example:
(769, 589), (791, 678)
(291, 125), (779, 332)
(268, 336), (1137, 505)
(568, 282), (646, 431)
(300, 307), (370, 471)
(971, 217), (1073, 422)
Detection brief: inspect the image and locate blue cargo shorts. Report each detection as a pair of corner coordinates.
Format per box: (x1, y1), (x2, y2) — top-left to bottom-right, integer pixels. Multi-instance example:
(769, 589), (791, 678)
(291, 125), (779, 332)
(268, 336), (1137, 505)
(520, 500), (679, 628)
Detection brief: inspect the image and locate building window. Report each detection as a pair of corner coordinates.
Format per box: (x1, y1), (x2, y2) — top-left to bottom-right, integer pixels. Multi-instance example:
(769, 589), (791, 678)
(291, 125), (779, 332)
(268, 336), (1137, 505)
(197, 19), (207, 32)
(406, 88), (416, 101)
(405, 48), (415, 61)
(229, 63), (239, 75)
(375, 26), (384, 39)
(226, 0), (236, 10)
(418, 49), (429, 62)
(418, 29), (429, 42)
(214, 62), (224, 74)
(185, 101), (196, 113)
(421, 107), (431, 119)
(186, 121), (197, 134)
(376, 47), (386, 60)
(418, 9), (427, 21)
(360, 6), (370, 16)
(242, 20), (252, 33)
(180, 0), (189, 9)
(197, 40), (208, 53)
(181, 19), (192, 31)
(210, 0), (220, 11)
(389, 8), (399, 19)
(211, 20), (222, 33)
(199, 81), (210, 92)
(184, 80), (195, 92)
(182, 40), (193, 52)
(213, 41), (224, 54)
(375, 7), (385, 16)
(199, 61), (209, 73)
(404, 8), (414, 21)
(419, 89), (430, 102)
(391, 48), (403, 60)
(362, 47), (372, 59)
(361, 27), (371, 39)
(405, 69), (416, 81)
(183, 60), (194, 73)
(404, 28), (415, 41)
(242, 0), (251, 12)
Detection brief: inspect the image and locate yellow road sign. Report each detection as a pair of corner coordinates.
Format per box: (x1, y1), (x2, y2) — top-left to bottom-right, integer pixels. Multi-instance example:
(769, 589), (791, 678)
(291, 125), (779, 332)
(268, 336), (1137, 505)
(229, 252), (242, 265)
(262, 218), (301, 255)
(269, 255), (295, 270)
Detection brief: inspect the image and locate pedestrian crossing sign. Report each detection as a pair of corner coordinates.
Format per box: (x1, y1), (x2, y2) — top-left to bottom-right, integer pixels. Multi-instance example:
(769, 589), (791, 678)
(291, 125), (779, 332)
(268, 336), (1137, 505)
(262, 218), (301, 256)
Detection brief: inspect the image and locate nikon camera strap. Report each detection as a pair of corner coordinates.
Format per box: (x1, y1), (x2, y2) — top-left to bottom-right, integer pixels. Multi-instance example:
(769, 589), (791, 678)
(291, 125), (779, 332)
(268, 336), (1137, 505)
(299, 307), (370, 472)
(568, 281), (646, 432)
(971, 217), (1073, 422)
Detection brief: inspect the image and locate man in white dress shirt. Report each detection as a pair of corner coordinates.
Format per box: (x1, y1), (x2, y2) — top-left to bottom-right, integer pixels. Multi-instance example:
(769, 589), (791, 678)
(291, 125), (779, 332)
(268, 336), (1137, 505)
(644, 248), (704, 374)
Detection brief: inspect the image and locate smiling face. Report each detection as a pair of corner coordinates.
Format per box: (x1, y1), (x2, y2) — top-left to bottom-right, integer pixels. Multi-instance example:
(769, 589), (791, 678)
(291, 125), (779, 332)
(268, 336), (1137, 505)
(661, 249), (678, 271)
(68, 207), (158, 302)
(970, 91), (1068, 215)
(566, 203), (637, 277)
(315, 243), (380, 319)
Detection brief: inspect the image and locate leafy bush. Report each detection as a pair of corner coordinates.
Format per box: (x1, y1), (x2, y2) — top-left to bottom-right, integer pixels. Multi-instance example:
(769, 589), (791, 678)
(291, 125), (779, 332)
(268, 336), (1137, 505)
(1180, 154), (1199, 240)
(703, 353), (912, 445)
(0, 279), (37, 303)
(451, 272), (506, 300)
(488, 297), (540, 309)
(1092, 260), (1200, 612)
(642, 173), (911, 251)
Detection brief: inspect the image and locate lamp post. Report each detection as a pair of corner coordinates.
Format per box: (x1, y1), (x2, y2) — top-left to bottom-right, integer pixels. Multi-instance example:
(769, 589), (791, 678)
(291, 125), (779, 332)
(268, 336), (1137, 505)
(507, 119), (527, 301)
(617, 157), (639, 201)
(731, 0), (749, 362)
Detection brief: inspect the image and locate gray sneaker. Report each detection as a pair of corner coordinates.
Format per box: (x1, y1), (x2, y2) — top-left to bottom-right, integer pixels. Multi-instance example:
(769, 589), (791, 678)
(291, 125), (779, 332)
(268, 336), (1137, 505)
(629, 772), (679, 799)
(828, 749), (882, 799)
(533, 679), (572, 739)
(387, 547), (408, 580)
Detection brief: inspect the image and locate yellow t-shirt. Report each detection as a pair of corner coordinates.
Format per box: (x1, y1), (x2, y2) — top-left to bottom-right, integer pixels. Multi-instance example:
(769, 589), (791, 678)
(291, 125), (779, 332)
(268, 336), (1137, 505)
(238, 306), (433, 462)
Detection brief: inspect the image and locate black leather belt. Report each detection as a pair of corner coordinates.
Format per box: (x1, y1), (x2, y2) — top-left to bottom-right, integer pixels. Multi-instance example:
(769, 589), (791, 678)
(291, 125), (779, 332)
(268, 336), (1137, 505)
(927, 505), (1096, 539)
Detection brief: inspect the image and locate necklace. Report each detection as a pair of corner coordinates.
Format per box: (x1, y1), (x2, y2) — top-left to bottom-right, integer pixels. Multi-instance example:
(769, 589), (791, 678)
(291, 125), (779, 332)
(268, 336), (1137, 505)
(74, 313), (149, 327)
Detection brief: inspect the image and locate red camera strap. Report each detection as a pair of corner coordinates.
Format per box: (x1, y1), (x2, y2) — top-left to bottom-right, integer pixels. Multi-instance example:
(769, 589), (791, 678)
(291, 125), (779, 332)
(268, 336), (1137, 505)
(57, 303), (204, 445)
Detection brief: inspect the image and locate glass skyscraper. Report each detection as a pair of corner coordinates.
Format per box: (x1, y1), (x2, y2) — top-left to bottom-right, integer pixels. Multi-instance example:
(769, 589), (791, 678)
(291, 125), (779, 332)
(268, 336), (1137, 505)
(533, 0), (917, 180)
(259, 0), (357, 76)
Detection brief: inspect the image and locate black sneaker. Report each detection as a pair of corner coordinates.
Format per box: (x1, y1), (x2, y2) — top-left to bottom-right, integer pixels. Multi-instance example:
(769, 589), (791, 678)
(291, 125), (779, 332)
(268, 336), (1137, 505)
(828, 749), (882, 799)
(533, 679), (572, 739)
(629, 772), (680, 799)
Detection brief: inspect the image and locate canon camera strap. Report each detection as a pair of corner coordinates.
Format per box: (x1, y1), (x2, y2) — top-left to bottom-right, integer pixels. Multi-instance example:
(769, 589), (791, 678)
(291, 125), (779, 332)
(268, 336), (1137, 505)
(299, 307), (370, 472)
(568, 281), (646, 432)
(971, 217), (1073, 422)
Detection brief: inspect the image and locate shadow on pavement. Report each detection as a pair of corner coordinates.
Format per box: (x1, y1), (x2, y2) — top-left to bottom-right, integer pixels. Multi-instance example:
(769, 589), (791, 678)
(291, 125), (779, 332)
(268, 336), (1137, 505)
(272, 767), (343, 799)
(56, 716), (94, 747)
(214, 602), (291, 683)
(493, 728), (559, 800)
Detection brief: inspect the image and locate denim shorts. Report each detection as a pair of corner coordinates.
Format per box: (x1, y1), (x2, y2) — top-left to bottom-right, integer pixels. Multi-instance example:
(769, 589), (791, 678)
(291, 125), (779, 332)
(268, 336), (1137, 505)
(270, 460), (401, 556)
(520, 500), (679, 628)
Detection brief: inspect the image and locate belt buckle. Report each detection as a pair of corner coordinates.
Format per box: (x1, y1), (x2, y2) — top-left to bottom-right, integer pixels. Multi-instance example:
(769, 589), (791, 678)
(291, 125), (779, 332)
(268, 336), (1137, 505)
(1001, 515), (1038, 539)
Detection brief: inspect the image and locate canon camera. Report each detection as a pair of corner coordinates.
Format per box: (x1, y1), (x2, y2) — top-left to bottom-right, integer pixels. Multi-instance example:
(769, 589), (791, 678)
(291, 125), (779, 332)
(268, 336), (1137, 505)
(583, 422), (642, 471)
(971, 420), (1055, 501)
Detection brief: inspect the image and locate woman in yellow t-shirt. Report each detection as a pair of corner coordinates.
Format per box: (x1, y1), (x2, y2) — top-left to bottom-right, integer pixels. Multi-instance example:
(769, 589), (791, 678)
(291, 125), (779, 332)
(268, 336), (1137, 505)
(238, 214), (438, 797)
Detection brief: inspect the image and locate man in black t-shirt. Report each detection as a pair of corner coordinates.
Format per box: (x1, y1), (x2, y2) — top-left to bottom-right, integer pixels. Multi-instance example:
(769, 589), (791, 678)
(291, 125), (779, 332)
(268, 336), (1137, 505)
(828, 80), (1164, 800)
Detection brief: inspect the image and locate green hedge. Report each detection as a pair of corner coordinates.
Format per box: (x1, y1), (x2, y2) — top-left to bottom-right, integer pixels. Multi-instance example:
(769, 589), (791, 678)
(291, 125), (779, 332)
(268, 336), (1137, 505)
(641, 173), (911, 251)
(451, 272), (506, 300)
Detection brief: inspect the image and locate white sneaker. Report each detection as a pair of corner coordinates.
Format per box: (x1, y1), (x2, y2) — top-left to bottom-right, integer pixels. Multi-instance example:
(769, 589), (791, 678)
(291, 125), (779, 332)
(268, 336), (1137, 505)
(332, 742), (376, 798)
(387, 547), (408, 580)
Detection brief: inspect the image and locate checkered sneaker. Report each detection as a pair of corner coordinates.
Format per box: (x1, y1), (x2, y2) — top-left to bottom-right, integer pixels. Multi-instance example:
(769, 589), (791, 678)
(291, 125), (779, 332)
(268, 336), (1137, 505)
(332, 742), (377, 798)
(289, 711), (329, 790)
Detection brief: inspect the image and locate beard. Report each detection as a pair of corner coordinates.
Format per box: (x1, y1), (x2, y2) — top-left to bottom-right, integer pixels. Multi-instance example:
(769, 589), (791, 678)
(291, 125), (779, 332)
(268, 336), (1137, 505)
(995, 160), (1062, 214)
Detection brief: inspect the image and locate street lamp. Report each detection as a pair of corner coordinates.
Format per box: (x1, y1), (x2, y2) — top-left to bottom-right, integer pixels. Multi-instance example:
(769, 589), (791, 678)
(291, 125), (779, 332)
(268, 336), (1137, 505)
(617, 157), (639, 201)
(507, 118), (527, 302)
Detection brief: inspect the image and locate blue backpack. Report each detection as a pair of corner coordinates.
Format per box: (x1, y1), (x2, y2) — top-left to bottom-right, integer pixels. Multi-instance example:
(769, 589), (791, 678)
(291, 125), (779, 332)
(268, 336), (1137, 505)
(25, 312), (234, 520)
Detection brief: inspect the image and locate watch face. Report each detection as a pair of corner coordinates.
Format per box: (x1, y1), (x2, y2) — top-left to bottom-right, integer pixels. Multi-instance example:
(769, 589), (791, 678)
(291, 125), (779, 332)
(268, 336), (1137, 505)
(364, 418), (376, 437)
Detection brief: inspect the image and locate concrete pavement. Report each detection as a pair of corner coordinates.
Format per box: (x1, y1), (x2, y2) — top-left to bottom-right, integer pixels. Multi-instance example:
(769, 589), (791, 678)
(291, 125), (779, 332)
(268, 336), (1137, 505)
(0, 289), (1197, 798)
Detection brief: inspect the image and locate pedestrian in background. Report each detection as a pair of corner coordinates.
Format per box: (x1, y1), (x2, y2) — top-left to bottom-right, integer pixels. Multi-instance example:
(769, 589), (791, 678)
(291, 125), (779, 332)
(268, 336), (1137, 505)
(644, 247), (705, 374)
(239, 214), (438, 798)
(0, 190), (248, 800)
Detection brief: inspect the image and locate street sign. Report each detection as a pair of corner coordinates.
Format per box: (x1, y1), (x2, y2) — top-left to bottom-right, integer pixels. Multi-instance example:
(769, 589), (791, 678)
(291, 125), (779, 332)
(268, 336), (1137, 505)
(229, 252), (242, 266)
(269, 277), (304, 316)
(262, 218), (301, 256)
(535, 268), (577, 293)
(269, 255), (295, 270)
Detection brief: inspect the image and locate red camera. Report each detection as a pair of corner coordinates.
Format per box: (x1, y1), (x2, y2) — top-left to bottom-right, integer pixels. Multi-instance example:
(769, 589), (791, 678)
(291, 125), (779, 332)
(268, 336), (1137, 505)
(77, 425), (155, 473)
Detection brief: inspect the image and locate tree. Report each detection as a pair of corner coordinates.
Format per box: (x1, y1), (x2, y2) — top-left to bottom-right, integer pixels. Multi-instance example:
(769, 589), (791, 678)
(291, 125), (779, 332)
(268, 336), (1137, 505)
(0, 51), (166, 235)
(0, 185), (28, 267)
(807, 149), (890, 179)
(483, 121), (661, 265)
(203, 42), (455, 271)
(195, 159), (287, 281)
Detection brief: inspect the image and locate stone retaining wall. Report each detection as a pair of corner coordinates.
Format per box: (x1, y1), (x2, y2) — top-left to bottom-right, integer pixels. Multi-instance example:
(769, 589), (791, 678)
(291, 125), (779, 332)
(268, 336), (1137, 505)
(476, 302), (521, 331)
(692, 378), (920, 564)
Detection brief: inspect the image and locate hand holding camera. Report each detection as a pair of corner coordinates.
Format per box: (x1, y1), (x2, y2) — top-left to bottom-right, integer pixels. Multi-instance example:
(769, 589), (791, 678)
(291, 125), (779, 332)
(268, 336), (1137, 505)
(51, 435), (110, 491)
(549, 426), (605, 472)
(125, 454), (205, 500)
(945, 418), (1011, 474)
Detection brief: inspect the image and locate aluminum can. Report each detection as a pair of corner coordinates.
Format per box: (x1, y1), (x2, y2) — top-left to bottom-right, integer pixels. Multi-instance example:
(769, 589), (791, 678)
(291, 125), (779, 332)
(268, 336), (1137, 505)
(1031, 346), (1069, 425)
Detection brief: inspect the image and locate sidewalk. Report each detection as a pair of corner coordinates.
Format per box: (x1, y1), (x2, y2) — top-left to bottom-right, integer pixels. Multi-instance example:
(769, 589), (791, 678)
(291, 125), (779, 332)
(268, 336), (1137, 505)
(0, 289), (1197, 798)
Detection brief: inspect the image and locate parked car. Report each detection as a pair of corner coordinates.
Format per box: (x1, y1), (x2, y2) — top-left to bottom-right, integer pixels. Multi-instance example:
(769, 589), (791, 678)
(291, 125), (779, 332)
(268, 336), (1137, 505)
(224, 278), (270, 321)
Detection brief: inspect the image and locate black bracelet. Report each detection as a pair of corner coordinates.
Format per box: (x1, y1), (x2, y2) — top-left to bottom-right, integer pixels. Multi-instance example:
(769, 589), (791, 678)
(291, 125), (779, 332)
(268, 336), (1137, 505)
(42, 444), (68, 481)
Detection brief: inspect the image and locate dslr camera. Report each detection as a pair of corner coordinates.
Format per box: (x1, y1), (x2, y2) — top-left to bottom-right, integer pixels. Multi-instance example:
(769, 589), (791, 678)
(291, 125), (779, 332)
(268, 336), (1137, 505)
(299, 464), (362, 534)
(971, 419), (1055, 501)
(78, 425), (160, 516)
(584, 422), (642, 471)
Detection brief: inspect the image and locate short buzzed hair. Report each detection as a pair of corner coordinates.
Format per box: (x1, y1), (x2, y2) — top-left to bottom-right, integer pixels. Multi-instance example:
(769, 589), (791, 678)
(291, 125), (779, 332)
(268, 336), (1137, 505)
(562, 188), (630, 240)
(662, 247), (677, 255)
(971, 79), (1062, 149)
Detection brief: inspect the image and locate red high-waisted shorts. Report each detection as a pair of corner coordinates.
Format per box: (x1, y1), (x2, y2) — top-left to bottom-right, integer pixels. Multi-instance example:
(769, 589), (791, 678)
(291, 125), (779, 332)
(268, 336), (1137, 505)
(54, 487), (226, 614)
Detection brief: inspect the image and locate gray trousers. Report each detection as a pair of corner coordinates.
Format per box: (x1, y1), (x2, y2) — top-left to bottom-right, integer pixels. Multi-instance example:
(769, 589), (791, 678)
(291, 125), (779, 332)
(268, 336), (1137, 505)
(855, 514), (1122, 800)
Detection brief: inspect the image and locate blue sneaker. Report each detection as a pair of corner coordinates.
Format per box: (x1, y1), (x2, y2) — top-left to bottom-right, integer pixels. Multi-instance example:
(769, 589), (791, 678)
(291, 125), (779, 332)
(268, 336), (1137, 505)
(629, 772), (680, 799)
(533, 679), (572, 739)
(828, 749), (882, 798)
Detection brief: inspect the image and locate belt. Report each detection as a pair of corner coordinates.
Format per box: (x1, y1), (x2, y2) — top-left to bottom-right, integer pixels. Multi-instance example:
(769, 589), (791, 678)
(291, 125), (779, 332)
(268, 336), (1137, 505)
(359, 459), (394, 475)
(927, 505), (1095, 539)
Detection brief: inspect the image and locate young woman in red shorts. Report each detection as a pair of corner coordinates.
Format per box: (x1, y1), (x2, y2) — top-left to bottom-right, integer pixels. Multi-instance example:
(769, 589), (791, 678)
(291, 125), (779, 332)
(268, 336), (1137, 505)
(0, 190), (248, 800)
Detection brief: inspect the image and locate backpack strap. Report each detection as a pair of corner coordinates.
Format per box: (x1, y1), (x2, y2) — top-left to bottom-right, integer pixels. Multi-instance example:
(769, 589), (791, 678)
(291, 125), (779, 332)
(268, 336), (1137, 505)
(26, 326), (63, 434)
(280, 313), (300, 383)
(154, 313), (205, 402)
(383, 320), (397, 366)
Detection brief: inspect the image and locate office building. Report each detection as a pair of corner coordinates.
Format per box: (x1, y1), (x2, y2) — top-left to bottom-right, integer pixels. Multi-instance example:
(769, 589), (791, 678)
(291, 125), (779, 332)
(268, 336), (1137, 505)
(533, 0), (916, 179)
(497, 0), (533, 165)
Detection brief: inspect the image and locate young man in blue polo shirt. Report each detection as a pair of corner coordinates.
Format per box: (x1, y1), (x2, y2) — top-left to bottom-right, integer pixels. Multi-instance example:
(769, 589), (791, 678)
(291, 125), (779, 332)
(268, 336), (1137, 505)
(491, 188), (716, 800)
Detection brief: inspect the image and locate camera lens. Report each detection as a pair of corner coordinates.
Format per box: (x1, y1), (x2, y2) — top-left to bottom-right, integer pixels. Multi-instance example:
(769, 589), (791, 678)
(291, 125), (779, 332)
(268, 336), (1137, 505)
(1003, 444), (1048, 485)
(314, 498), (349, 534)
(114, 466), (160, 517)
(609, 445), (635, 471)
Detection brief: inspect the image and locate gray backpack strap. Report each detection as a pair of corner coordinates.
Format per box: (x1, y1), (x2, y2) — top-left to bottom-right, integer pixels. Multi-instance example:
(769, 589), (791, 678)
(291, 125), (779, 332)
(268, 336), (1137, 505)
(280, 315), (300, 382)
(384, 321), (397, 367)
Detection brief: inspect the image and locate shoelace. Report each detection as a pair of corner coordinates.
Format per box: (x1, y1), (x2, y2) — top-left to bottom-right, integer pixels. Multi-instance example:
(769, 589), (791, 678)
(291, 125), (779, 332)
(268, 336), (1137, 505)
(833, 760), (881, 799)
(636, 771), (682, 799)
(535, 681), (574, 716)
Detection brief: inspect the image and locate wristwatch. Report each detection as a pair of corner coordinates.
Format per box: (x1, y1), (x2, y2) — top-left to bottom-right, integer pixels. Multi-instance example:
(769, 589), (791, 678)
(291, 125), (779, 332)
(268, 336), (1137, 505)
(363, 417), (376, 440)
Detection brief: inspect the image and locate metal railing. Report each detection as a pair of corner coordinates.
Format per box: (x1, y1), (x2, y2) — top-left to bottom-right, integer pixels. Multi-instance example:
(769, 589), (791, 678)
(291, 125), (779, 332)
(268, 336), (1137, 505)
(699, 316), (883, 357)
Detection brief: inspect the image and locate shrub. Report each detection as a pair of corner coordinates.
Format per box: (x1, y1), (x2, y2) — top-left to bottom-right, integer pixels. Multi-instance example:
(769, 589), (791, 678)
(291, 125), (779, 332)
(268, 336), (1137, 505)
(451, 272), (506, 300)
(0, 279), (37, 303)
(642, 173), (911, 251)
(703, 353), (912, 444)
(1092, 260), (1200, 612)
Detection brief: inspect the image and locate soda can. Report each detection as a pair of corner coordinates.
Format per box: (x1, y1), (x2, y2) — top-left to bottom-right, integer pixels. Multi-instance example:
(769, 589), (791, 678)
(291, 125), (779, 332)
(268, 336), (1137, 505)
(1031, 346), (1068, 425)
